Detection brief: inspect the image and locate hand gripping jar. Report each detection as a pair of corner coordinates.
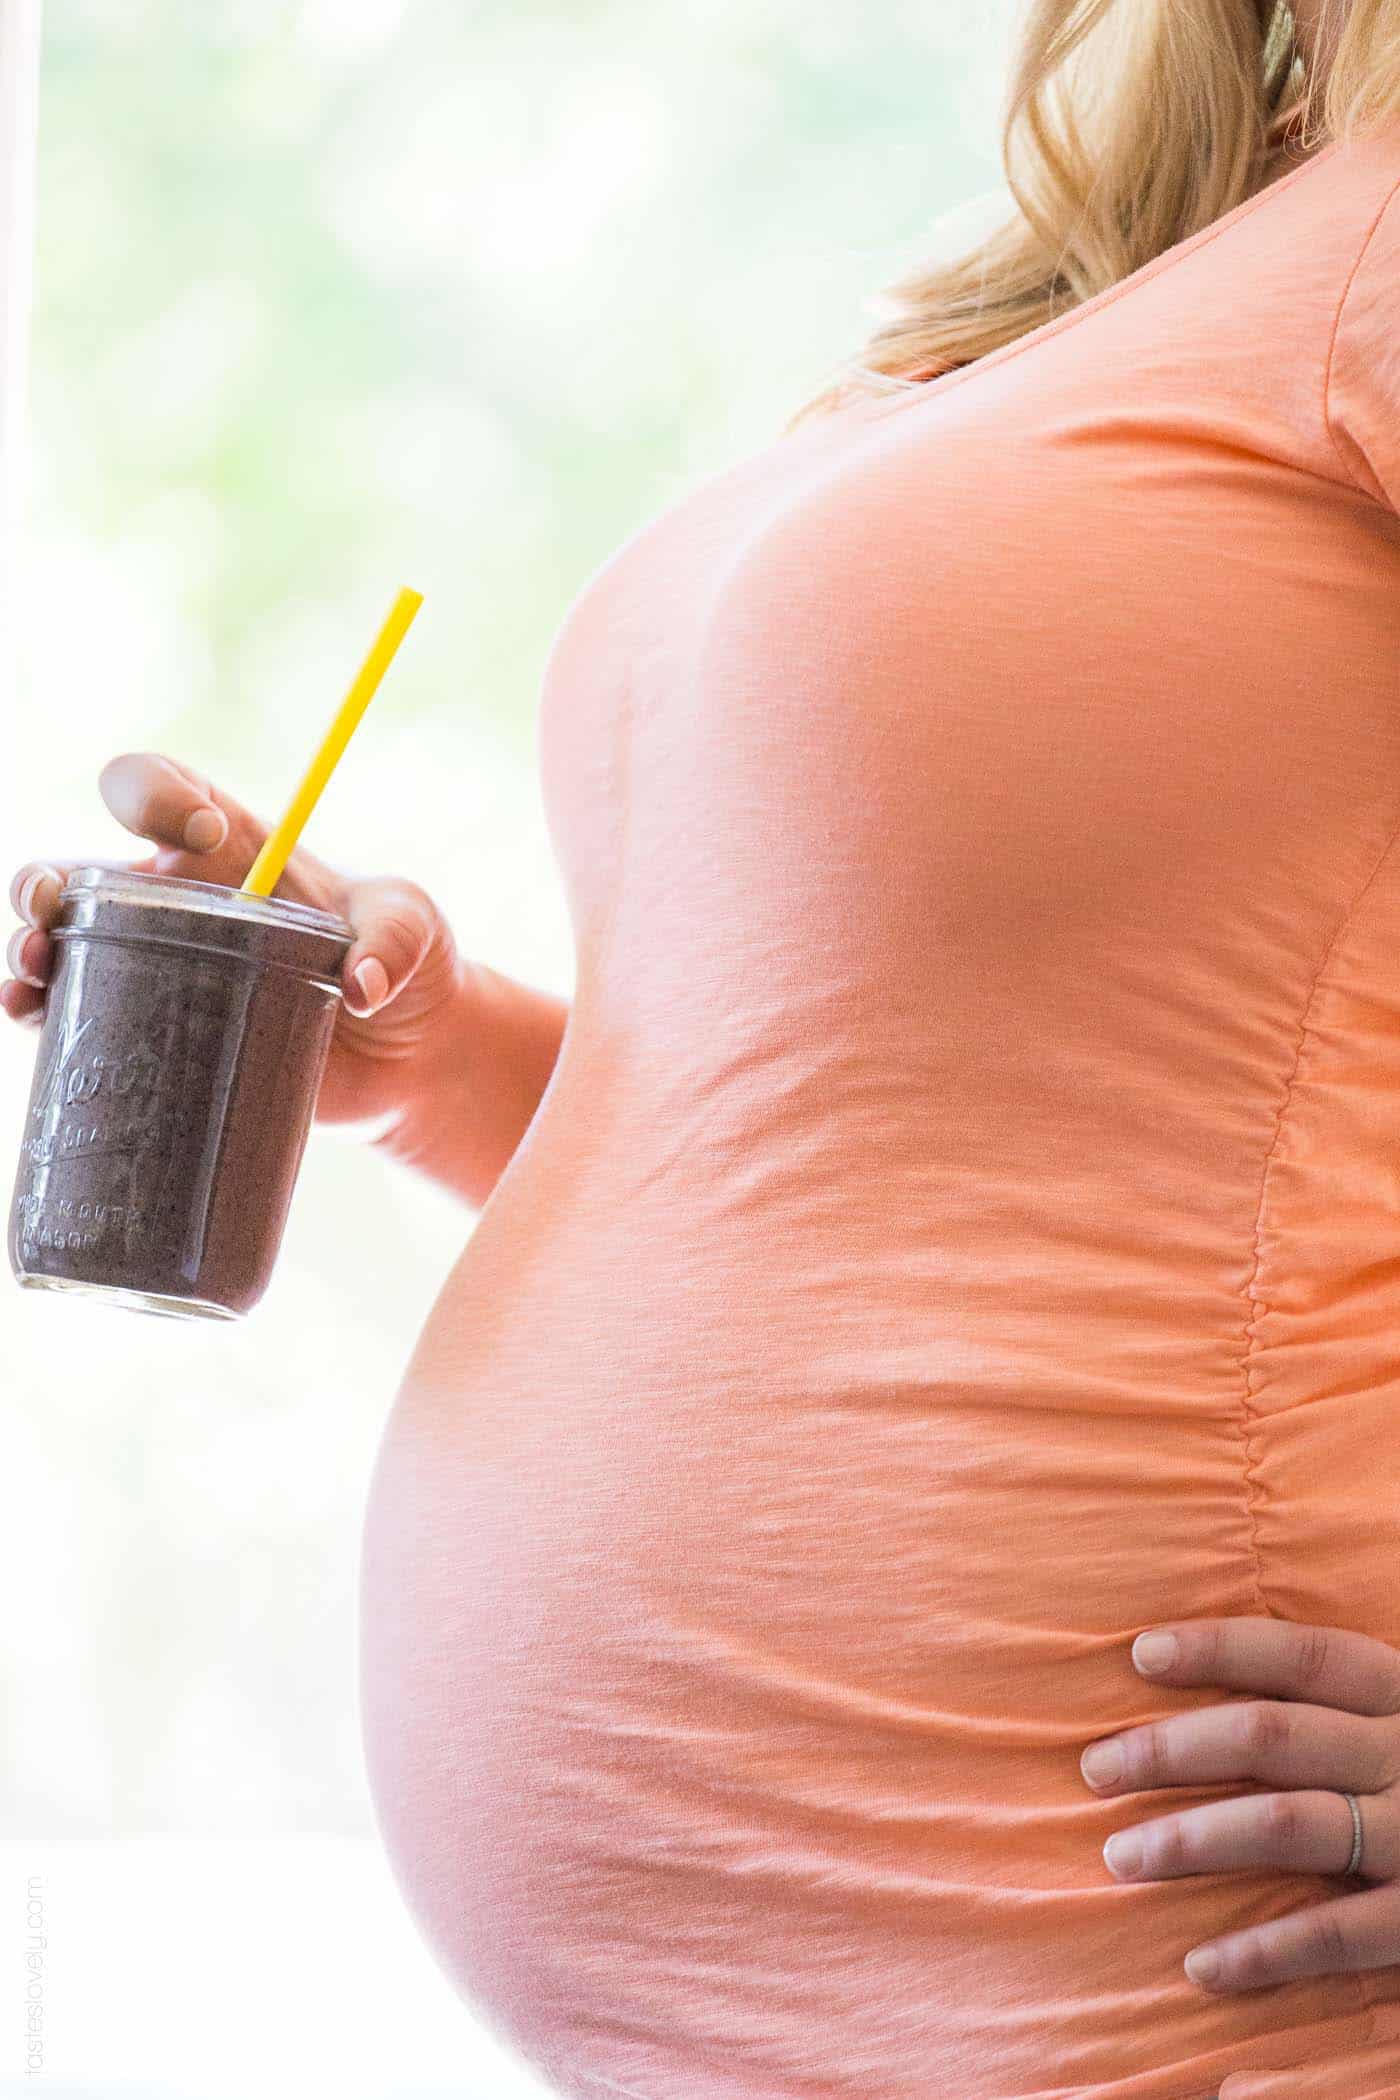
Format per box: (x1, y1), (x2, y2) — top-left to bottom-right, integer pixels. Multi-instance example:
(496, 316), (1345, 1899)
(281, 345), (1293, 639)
(8, 868), (354, 1320)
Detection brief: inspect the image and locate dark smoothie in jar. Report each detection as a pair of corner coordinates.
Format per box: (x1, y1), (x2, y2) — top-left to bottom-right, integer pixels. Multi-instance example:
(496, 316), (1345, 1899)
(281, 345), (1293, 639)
(8, 869), (353, 1319)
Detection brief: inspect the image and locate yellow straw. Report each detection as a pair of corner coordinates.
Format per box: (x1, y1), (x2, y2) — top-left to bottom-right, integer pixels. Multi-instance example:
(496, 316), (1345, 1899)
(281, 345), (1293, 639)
(241, 586), (424, 898)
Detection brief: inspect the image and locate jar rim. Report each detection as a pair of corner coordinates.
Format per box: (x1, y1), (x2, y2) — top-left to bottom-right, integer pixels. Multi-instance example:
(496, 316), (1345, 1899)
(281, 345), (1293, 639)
(62, 865), (354, 943)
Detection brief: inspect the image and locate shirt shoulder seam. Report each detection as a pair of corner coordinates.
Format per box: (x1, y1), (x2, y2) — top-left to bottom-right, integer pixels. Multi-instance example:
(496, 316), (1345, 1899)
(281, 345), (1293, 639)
(1323, 168), (1400, 508)
(860, 146), (1370, 440)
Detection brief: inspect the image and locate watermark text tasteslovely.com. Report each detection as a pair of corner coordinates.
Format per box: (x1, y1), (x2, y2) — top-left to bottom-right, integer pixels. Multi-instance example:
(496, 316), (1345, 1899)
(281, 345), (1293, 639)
(24, 1875), (45, 2076)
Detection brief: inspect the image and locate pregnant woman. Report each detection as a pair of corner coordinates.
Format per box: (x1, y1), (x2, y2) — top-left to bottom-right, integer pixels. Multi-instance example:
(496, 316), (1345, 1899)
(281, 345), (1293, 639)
(14, 1), (1400, 2093)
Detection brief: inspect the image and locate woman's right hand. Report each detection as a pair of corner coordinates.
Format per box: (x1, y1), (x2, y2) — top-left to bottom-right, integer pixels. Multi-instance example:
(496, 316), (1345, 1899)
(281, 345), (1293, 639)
(1, 751), (470, 1132)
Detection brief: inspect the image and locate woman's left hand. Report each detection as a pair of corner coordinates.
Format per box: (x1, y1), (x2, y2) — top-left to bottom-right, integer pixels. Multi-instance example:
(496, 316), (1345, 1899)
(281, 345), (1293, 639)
(1081, 1616), (1400, 1994)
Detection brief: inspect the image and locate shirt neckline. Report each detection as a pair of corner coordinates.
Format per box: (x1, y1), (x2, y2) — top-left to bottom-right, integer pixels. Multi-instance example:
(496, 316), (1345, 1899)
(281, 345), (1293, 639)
(849, 133), (1348, 428)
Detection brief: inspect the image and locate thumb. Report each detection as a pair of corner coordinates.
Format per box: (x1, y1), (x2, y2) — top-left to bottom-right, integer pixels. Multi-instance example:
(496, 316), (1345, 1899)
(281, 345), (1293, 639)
(340, 876), (444, 1018)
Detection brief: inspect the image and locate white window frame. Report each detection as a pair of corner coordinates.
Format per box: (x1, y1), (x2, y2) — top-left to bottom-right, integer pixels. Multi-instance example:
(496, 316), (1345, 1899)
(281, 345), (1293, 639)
(0, 0), (40, 758)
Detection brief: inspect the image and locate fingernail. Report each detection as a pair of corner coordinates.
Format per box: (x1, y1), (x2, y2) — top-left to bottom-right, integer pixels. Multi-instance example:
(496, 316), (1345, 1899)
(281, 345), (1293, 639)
(351, 956), (389, 1012)
(8, 928), (43, 986)
(1102, 1832), (1143, 1877)
(1185, 1947), (1222, 1986)
(1133, 1632), (1179, 1675)
(1081, 1742), (1123, 1789)
(183, 807), (226, 851)
(17, 865), (59, 922)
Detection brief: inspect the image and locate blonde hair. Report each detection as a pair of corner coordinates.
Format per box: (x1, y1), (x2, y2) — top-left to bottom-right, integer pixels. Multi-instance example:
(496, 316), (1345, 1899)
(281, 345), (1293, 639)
(787, 1), (1400, 429)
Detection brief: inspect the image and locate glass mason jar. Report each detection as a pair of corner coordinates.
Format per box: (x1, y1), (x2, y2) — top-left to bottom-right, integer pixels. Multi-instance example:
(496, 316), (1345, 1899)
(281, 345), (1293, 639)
(8, 867), (353, 1320)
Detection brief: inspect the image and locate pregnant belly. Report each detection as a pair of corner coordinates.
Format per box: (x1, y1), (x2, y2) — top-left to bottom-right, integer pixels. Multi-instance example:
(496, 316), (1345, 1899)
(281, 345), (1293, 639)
(358, 1099), (1400, 2100)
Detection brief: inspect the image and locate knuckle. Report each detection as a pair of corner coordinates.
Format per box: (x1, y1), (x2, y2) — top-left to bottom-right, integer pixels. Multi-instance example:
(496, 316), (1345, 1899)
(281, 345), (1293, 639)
(1240, 1699), (1292, 1764)
(26, 871), (61, 924)
(1123, 1721), (1159, 1785)
(1303, 1908), (1349, 1971)
(1150, 1817), (1189, 1875)
(1260, 1790), (1306, 1852)
(1227, 1936), (1269, 1990)
(1197, 1622), (1226, 1681)
(374, 908), (428, 960)
(1145, 1717), (1181, 1782)
(165, 755), (212, 800)
(1371, 1633), (1400, 1718)
(1293, 1624), (1334, 1695)
(380, 878), (435, 931)
(362, 883), (434, 961)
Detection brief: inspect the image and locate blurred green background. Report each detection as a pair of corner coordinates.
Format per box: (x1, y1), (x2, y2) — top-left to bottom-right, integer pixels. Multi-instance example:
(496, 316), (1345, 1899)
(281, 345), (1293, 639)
(4, 0), (1016, 1841)
(0, 5), (1023, 2085)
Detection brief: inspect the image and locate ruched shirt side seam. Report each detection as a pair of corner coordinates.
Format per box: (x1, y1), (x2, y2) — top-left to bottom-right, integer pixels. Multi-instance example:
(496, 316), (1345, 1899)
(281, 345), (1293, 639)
(1235, 811), (1400, 2054)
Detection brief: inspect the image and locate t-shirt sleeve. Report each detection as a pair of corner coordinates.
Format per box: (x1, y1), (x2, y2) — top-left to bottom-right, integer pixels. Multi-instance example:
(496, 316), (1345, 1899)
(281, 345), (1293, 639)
(1328, 180), (1400, 514)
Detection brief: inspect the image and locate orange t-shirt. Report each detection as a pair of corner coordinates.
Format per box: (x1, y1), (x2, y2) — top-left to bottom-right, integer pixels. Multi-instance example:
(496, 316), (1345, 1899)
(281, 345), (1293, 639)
(362, 126), (1400, 2099)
